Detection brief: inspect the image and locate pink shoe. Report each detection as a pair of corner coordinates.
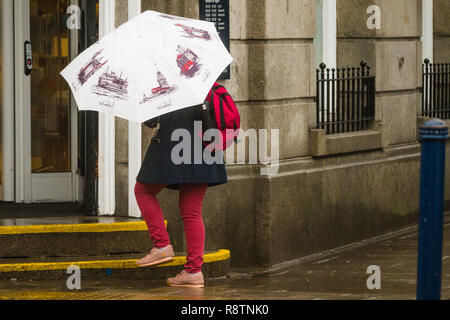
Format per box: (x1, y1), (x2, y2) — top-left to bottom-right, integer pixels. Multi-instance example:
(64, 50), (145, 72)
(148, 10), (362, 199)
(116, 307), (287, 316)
(166, 270), (204, 288)
(136, 245), (174, 267)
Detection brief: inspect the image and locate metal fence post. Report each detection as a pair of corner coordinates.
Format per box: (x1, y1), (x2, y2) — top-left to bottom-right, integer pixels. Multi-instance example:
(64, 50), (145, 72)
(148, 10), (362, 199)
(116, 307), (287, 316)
(417, 118), (449, 300)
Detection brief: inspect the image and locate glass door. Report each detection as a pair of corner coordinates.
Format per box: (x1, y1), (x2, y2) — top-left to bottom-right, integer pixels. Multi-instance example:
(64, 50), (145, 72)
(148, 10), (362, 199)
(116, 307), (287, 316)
(15, 0), (79, 202)
(29, 0), (71, 174)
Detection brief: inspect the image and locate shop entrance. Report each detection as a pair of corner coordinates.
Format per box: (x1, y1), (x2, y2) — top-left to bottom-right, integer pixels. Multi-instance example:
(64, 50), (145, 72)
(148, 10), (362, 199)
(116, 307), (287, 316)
(1, 0), (99, 214)
(14, 0), (79, 202)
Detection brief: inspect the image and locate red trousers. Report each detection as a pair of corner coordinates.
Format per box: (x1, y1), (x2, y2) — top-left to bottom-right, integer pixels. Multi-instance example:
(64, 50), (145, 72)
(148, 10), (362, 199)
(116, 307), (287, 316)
(134, 182), (207, 273)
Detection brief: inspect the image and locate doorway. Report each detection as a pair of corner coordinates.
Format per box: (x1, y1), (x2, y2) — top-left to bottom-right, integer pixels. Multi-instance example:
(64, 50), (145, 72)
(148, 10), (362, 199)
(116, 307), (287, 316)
(13, 0), (79, 203)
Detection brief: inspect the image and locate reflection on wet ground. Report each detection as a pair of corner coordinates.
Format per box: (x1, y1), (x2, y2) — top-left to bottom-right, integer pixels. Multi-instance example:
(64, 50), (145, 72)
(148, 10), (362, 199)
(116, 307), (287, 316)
(0, 222), (449, 300)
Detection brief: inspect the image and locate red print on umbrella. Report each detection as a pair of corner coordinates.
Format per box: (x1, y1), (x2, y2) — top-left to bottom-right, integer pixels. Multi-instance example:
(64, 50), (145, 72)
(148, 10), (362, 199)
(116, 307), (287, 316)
(77, 50), (108, 86)
(176, 45), (201, 78)
(140, 69), (177, 105)
(175, 23), (211, 41)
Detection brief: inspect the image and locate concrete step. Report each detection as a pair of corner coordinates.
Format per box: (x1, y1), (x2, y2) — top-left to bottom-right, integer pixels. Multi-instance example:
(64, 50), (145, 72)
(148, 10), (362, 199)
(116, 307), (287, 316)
(0, 220), (157, 258)
(0, 250), (230, 281)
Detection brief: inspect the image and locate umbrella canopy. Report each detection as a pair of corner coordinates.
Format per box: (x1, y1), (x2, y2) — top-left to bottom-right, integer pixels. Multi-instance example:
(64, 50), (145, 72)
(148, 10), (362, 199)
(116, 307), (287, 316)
(60, 10), (233, 123)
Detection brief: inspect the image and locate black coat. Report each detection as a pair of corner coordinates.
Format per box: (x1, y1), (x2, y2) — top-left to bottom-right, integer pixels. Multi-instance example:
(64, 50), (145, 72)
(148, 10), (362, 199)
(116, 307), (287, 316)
(136, 106), (228, 190)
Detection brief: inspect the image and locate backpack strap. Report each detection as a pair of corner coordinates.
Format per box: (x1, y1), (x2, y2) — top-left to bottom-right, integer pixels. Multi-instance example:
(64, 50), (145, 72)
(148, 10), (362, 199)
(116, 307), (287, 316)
(209, 85), (226, 128)
(219, 92), (232, 101)
(219, 96), (226, 130)
(209, 85), (223, 108)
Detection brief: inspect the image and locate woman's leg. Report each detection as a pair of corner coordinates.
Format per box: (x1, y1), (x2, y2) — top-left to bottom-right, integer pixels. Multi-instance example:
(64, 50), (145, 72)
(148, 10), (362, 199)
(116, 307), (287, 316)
(134, 181), (170, 248)
(178, 183), (208, 274)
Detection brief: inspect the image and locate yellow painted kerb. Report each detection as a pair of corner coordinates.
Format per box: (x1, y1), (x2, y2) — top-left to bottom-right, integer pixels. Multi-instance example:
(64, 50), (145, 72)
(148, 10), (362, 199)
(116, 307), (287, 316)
(0, 250), (230, 272)
(0, 220), (167, 235)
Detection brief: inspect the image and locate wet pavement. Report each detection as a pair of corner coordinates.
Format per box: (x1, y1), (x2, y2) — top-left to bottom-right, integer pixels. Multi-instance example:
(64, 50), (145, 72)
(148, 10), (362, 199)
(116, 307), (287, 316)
(0, 220), (449, 300)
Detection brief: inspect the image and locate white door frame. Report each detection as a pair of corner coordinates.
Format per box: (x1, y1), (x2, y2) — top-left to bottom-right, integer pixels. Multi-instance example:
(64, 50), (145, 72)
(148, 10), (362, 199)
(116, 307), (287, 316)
(98, 0), (116, 215)
(70, 0), (81, 203)
(322, 0), (337, 70)
(422, 0), (433, 63)
(1, 0), (15, 202)
(14, 0), (32, 202)
(13, 0), (79, 203)
(128, 0), (142, 218)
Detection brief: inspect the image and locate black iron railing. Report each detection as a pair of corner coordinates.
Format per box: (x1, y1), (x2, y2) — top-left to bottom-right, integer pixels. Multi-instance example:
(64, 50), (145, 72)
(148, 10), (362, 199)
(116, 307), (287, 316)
(316, 61), (375, 134)
(422, 59), (450, 119)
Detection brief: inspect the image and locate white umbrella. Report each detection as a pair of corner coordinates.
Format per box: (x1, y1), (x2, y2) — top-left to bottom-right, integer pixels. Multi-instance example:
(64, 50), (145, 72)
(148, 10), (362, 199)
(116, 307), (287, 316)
(60, 10), (233, 123)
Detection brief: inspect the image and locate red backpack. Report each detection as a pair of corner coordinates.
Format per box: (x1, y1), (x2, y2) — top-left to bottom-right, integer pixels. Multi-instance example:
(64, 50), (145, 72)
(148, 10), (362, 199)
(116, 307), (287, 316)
(196, 82), (240, 151)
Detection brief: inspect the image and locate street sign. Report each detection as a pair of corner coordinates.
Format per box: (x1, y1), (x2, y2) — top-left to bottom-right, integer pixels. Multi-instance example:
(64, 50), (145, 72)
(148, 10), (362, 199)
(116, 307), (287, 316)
(199, 0), (230, 80)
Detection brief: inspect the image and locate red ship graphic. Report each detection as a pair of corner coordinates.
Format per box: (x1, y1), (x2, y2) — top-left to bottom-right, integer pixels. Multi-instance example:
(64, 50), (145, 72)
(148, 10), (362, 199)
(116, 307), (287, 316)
(175, 23), (211, 41)
(176, 45), (201, 78)
(93, 67), (129, 100)
(140, 70), (176, 104)
(159, 13), (189, 21)
(78, 50), (108, 86)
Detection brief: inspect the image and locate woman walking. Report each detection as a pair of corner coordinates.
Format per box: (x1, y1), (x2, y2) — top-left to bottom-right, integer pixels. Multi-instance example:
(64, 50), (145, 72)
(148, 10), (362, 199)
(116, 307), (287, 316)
(134, 104), (227, 288)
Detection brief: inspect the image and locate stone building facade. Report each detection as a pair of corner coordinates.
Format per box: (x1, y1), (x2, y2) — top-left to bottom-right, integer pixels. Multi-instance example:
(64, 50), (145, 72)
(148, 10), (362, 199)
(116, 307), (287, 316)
(434, 0), (450, 63)
(113, 0), (450, 268)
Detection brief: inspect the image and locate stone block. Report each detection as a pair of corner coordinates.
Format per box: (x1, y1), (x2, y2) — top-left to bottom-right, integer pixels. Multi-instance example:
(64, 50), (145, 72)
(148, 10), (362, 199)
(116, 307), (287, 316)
(434, 0), (450, 36)
(115, 0), (128, 27)
(339, 38), (421, 92)
(374, 0), (421, 38)
(264, 0), (317, 39)
(337, 0), (375, 38)
(249, 41), (315, 100)
(142, 0), (198, 18)
(377, 92), (417, 146)
(263, 102), (311, 159)
(264, 42), (315, 100)
(309, 129), (326, 156)
(337, 0), (421, 38)
(115, 162), (128, 216)
(247, 0), (317, 39)
(337, 39), (376, 70)
(309, 128), (383, 157)
(218, 42), (249, 102)
(115, 118), (129, 164)
(229, 101), (311, 162)
(434, 37), (450, 63)
(375, 40), (420, 92)
(230, 0), (247, 40)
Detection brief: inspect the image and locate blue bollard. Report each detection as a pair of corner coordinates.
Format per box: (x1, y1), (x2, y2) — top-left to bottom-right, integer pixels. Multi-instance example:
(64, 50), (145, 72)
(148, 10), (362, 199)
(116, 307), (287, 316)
(417, 118), (449, 300)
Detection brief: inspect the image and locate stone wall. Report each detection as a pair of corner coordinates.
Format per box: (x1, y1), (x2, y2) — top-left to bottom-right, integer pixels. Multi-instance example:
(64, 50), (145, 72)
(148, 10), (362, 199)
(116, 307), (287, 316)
(434, 0), (450, 62)
(337, 0), (422, 146)
(113, 0), (450, 268)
